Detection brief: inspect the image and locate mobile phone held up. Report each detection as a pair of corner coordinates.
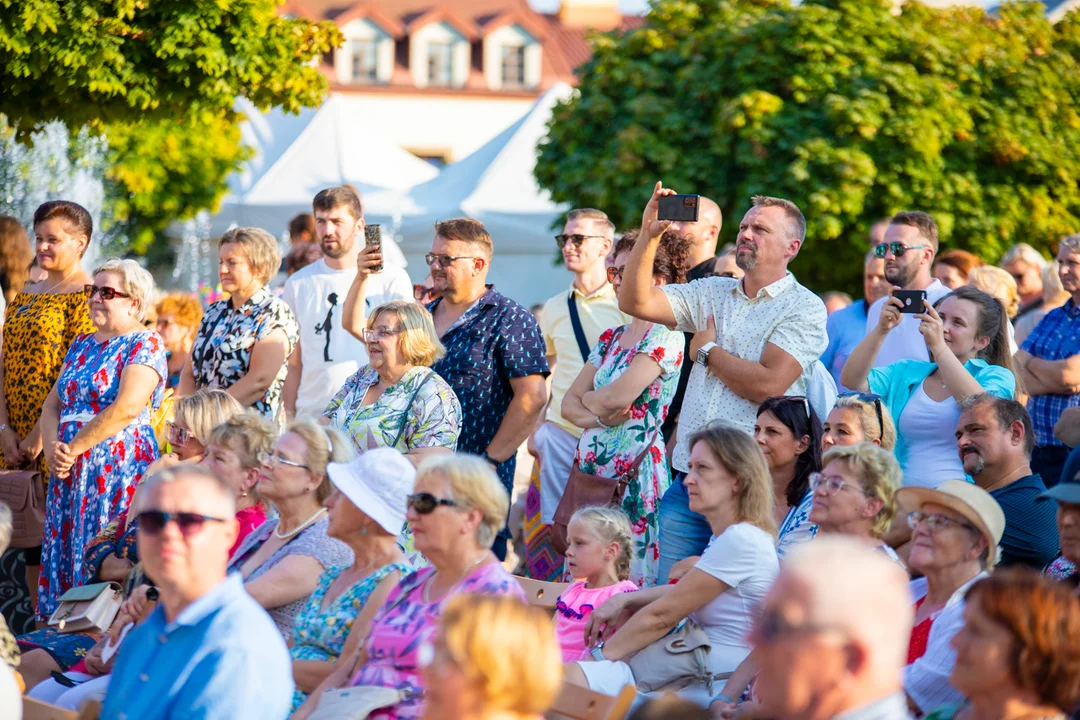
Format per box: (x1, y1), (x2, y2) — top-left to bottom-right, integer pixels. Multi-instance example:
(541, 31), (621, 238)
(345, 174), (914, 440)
(364, 224), (384, 273)
(657, 194), (700, 223)
(894, 289), (927, 314)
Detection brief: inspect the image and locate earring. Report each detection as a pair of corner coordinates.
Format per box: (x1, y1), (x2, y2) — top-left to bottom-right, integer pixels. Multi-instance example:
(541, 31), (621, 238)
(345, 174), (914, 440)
(360, 527), (368, 536)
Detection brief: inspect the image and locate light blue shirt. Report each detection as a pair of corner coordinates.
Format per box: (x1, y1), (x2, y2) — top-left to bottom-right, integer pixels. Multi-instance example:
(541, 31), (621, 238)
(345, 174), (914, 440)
(821, 299), (869, 391)
(102, 574), (293, 720)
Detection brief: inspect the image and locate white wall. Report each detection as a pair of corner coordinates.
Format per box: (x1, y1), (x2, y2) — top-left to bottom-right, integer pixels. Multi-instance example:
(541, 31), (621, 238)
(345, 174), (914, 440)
(483, 24), (542, 91)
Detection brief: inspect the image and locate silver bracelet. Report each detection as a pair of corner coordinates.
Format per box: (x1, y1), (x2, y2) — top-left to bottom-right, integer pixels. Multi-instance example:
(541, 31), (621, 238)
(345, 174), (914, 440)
(596, 415), (610, 429)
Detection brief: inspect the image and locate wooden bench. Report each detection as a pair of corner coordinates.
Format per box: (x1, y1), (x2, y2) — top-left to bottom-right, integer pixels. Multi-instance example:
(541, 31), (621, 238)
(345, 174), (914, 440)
(22, 697), (100, 720)
(516, 576), (570, 614)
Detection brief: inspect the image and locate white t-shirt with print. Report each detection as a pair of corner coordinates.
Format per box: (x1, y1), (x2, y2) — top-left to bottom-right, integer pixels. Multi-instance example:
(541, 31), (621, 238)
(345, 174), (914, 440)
(865, 279), (951, 367)
(662, 273), (828, 473)
(282, 259), (412, 419)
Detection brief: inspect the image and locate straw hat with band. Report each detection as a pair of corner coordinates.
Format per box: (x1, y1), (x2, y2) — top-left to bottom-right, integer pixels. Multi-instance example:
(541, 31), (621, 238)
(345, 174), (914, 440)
(895, 479), (1006, 568)
(326, 447), (416, 535)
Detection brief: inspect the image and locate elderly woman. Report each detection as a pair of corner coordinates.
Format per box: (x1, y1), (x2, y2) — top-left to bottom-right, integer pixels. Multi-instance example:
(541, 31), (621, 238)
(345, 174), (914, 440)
(156, 388), (244, 468)
(154, 292), (203, 390)
(754, 396), (823, 557)
(566, 422), (779, 706)
(897, 480), (1005, 715)
(821, 392), (897, 451)
(0, 202), (95, 633)
(1041, 477), (1080, 586)
(36, 258), (167, 622)
(924, 570), (1080, 720)
(562, 229), (688, 587)
(201, 411), (275, 552)
(294, 455), (525, 720)
(1015, 261), (1069, 345)
(228, 418), (353, 636)
(420, 594), (563, 720)
(287, 448), (411, 712)
(179, 226), (299, 429)
(324, 300), (460, 467)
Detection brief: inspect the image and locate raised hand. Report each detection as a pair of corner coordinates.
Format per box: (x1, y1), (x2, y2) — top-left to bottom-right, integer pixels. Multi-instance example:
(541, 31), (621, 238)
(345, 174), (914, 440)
(641, 181), (676, 240)
(876, 288), (905, 333)
(915, 302), (946, 353)
(356, 243), (383, 282)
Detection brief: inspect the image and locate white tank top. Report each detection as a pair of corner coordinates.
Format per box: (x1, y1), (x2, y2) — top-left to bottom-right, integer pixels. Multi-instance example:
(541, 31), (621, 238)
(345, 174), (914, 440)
(897, 384), (964, 489)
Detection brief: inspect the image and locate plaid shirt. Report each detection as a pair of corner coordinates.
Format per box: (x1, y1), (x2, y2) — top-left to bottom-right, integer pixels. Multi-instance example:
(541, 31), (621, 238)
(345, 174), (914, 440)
(1022, 299), (1080, 446)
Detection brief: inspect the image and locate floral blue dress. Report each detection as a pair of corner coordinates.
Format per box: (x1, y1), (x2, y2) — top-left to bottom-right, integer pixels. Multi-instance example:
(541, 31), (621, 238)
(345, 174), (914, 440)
(289, 563), (408, 711)
(38, 331), (166, 622)
(777, 489), (817, 559)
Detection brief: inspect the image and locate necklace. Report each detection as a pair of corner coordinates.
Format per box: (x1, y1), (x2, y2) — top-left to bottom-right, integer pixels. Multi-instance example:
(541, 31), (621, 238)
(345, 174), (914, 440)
(274, 507), (327, 540)
(39, 267), (79, 296)
(422, 552), (489, 604)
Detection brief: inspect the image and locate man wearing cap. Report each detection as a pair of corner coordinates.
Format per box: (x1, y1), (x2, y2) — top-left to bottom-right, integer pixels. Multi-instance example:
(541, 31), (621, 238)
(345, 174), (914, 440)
(956, 394), (1060, 569)
(896, 480), (1005, 715)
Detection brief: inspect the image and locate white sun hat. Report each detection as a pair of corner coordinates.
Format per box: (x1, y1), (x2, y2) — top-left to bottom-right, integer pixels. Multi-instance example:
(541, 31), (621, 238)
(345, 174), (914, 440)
(326, 447), (415, 534)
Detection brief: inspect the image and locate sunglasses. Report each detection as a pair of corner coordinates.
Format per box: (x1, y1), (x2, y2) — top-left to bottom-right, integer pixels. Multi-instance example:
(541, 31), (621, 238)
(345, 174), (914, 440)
(85, 284), (132, 301)
(874, 242), (927, 259)
(166, 421), (191, 446)
(838, 391), (884, 442)
(606, 266), (624, 283)
(755, 608), (838, 644)
(555, 234), (605, 249)
(425, 253), (477, 269)
(907, 511), (978, 534)
(407, 492), (458, 515)
(771, 395), (810, 419)
(137, 510), (226, 536)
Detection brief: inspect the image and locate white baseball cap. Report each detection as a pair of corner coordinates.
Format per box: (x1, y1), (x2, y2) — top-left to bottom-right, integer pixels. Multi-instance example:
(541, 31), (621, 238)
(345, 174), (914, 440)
(326, 447), (415, 535)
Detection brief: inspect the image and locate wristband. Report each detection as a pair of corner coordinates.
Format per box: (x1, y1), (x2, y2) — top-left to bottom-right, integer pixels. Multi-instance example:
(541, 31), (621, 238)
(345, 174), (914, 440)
(481, 451), (500, 466)
(711, 694), (734, 705)
(589, 643), (607, 661)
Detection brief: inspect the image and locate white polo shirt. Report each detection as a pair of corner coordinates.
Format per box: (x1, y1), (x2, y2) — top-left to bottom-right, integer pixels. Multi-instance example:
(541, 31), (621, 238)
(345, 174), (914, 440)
(662, 273), (828, 474)
(865, 279), (951, 367)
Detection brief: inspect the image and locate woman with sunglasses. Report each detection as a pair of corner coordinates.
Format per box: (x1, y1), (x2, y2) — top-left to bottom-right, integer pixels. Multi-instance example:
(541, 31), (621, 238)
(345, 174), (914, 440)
(895, 480), (1005, 715)
(562, 228), (689, 586)
(227, 418), (354, 637)
(841, 286), (1017, 493)
(295, 455), (524, 720)
(35, 258), (167, 624)
(754, 396), (823, 558)
(821, 392), (897, 452)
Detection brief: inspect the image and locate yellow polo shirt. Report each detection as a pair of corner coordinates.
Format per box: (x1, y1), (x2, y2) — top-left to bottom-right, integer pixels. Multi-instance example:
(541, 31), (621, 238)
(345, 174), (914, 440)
(540, 282), (630, 437)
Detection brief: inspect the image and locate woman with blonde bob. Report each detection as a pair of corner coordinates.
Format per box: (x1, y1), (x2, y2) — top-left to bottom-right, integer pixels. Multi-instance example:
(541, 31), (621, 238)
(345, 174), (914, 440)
(420, 594), (563, 720)
(568, 422), (780, 705)
(324, 300), (461, 468)
(822, 392), (897, 452)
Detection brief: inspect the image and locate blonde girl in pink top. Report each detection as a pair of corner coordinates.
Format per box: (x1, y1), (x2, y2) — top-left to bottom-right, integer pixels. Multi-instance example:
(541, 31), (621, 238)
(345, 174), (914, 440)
(555, 507), (639, 662)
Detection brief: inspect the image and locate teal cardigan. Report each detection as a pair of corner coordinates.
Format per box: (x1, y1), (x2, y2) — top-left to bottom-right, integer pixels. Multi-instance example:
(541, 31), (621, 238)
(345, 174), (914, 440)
(866, 358), (1016, 474)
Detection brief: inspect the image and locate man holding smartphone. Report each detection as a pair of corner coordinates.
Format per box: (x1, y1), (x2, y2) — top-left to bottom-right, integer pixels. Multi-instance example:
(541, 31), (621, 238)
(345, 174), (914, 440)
(619, 182), (828, 582)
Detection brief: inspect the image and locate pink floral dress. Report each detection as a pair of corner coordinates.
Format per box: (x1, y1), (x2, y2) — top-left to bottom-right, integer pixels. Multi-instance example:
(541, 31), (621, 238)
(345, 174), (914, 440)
(575, 324), (684, 587)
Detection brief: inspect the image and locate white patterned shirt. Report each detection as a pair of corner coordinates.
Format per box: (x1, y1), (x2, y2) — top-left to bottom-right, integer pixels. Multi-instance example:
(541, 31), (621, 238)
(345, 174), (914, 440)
(662, 273), (828, 473)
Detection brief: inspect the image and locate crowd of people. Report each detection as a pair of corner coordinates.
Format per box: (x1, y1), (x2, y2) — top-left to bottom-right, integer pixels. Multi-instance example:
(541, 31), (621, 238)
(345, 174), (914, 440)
(0, 178), (1077, 720)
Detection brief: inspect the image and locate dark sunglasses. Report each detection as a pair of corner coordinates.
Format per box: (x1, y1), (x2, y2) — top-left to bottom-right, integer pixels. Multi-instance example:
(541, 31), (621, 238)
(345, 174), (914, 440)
(756, 608), (836, 643)
(407, 492), (458, 515)
(606, 266), (624, 283)
(771, 395), (810, 419)
(555, 233), (604, 249)
(838, 391), (884, 442)
(137, 510), (227, 536)
(85, 284), (132, 301)
(424, 253), (477, 269)
(874, 242), (927, 259)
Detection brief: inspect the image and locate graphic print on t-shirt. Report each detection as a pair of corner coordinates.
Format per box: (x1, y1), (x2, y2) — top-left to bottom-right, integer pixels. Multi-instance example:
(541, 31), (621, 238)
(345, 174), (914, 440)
(314, 292), (338, 362)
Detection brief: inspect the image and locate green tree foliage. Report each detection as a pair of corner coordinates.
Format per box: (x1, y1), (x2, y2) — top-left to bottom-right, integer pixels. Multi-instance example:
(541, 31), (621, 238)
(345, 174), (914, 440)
(0, 0), (342, 250)
(535, 0), (1080, 293)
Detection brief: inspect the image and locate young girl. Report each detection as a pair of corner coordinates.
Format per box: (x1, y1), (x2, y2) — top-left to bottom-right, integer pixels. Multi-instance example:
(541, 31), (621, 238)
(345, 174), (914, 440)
(555, 506), (639, 663)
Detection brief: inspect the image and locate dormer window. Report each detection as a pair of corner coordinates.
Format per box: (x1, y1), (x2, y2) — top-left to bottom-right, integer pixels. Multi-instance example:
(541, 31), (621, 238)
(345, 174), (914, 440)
(350, 39), (378, 83)
(334, 17), (394, 86)
(500, 45), (526, 88)
(427, 41), (454, 86)
(483, 23), (541, 91)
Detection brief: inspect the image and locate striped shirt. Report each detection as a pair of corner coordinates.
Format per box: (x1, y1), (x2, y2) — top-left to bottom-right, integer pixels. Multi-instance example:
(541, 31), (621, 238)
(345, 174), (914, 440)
(989, 474), (1061, 569)
(1021, 300), (1080, 447)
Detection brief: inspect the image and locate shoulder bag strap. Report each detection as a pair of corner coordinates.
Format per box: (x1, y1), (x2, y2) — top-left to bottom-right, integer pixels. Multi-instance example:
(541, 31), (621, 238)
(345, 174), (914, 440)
(615, 428), (662, 496)
(567, 291), (591, 363)
(389, 370), (435, 449)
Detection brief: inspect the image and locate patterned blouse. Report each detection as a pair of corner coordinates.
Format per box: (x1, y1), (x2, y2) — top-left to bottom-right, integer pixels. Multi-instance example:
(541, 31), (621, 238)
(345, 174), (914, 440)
(777, 488), (818, 558)
(324, 366), (461, 454)
(190, 286), (298, 429)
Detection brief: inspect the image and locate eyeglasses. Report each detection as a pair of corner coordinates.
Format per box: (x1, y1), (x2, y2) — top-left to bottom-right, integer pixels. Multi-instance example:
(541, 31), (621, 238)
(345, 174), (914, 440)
(425, 253), (477, 269)
(907, 511), (978, 534)
(874, 242), (927, 259)
(838, 391), (885, 442)
(754, 608), (839, 644)
(809, 472), (866, 496)
(85, 284), (132, 301)
(407, 492), (458, 515)
(606, 266), (625, 283)
(136, 510), (226, 536)
(555, 234), (605, 249)
(166, 422), (191, 447)
(361, 327), (404, 343)
(258, 450), (309, 470)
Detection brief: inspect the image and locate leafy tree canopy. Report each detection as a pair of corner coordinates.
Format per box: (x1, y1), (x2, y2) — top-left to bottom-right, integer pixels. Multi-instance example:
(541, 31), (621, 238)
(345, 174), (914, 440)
(535, 0), (1080, 294)
(0, 0), (342, 251)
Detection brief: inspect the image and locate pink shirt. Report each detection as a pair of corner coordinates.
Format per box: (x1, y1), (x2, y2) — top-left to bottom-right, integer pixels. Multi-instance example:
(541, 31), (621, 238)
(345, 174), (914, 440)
(554, 580), (639, 662)
(230, 505), (267, 559)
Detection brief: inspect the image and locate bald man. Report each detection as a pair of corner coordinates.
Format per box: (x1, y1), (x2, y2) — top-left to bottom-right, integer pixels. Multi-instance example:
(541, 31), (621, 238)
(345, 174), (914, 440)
(669, 195), (723, 278)
(102, 466), (293, 720)
(748, 537), (914, 720)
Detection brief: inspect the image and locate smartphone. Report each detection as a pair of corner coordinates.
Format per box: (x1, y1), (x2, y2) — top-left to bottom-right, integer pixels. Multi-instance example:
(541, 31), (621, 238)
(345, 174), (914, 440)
(364, 224), (384, 273)
(894, 289), (927, 314)
(657, 194), (700, 222)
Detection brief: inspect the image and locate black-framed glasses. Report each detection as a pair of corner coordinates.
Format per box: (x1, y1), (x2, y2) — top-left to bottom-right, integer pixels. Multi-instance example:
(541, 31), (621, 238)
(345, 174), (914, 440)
(555, 233), (605, 249)
(407, 492), (458, 515)
(809, 472), (866, 496)
(166, 421), (192, 447)
(838, 391), (884, 442)
(361, 327), (404, 343)
(137, 510), (227, 537)
(258, 450), (309, 470)
(754, 607), (839, 644)
(425, 253), (477, 269)
(606, 266), (625, 283)
(874, 242), (927, 259)
(907, 511), (978, 534)
(85, 284), (131, 301)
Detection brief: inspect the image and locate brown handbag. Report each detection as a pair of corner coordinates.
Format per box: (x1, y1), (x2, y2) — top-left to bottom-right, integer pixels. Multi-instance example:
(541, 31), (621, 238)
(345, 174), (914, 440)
(0, 469), (46, 548)
(551, 436), (656, 556)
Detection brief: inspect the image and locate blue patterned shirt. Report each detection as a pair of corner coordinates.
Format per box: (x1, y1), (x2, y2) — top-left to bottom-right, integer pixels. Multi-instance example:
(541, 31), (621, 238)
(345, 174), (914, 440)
(429, 286), (549, 496)
(1021, 299), (1080, 447)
